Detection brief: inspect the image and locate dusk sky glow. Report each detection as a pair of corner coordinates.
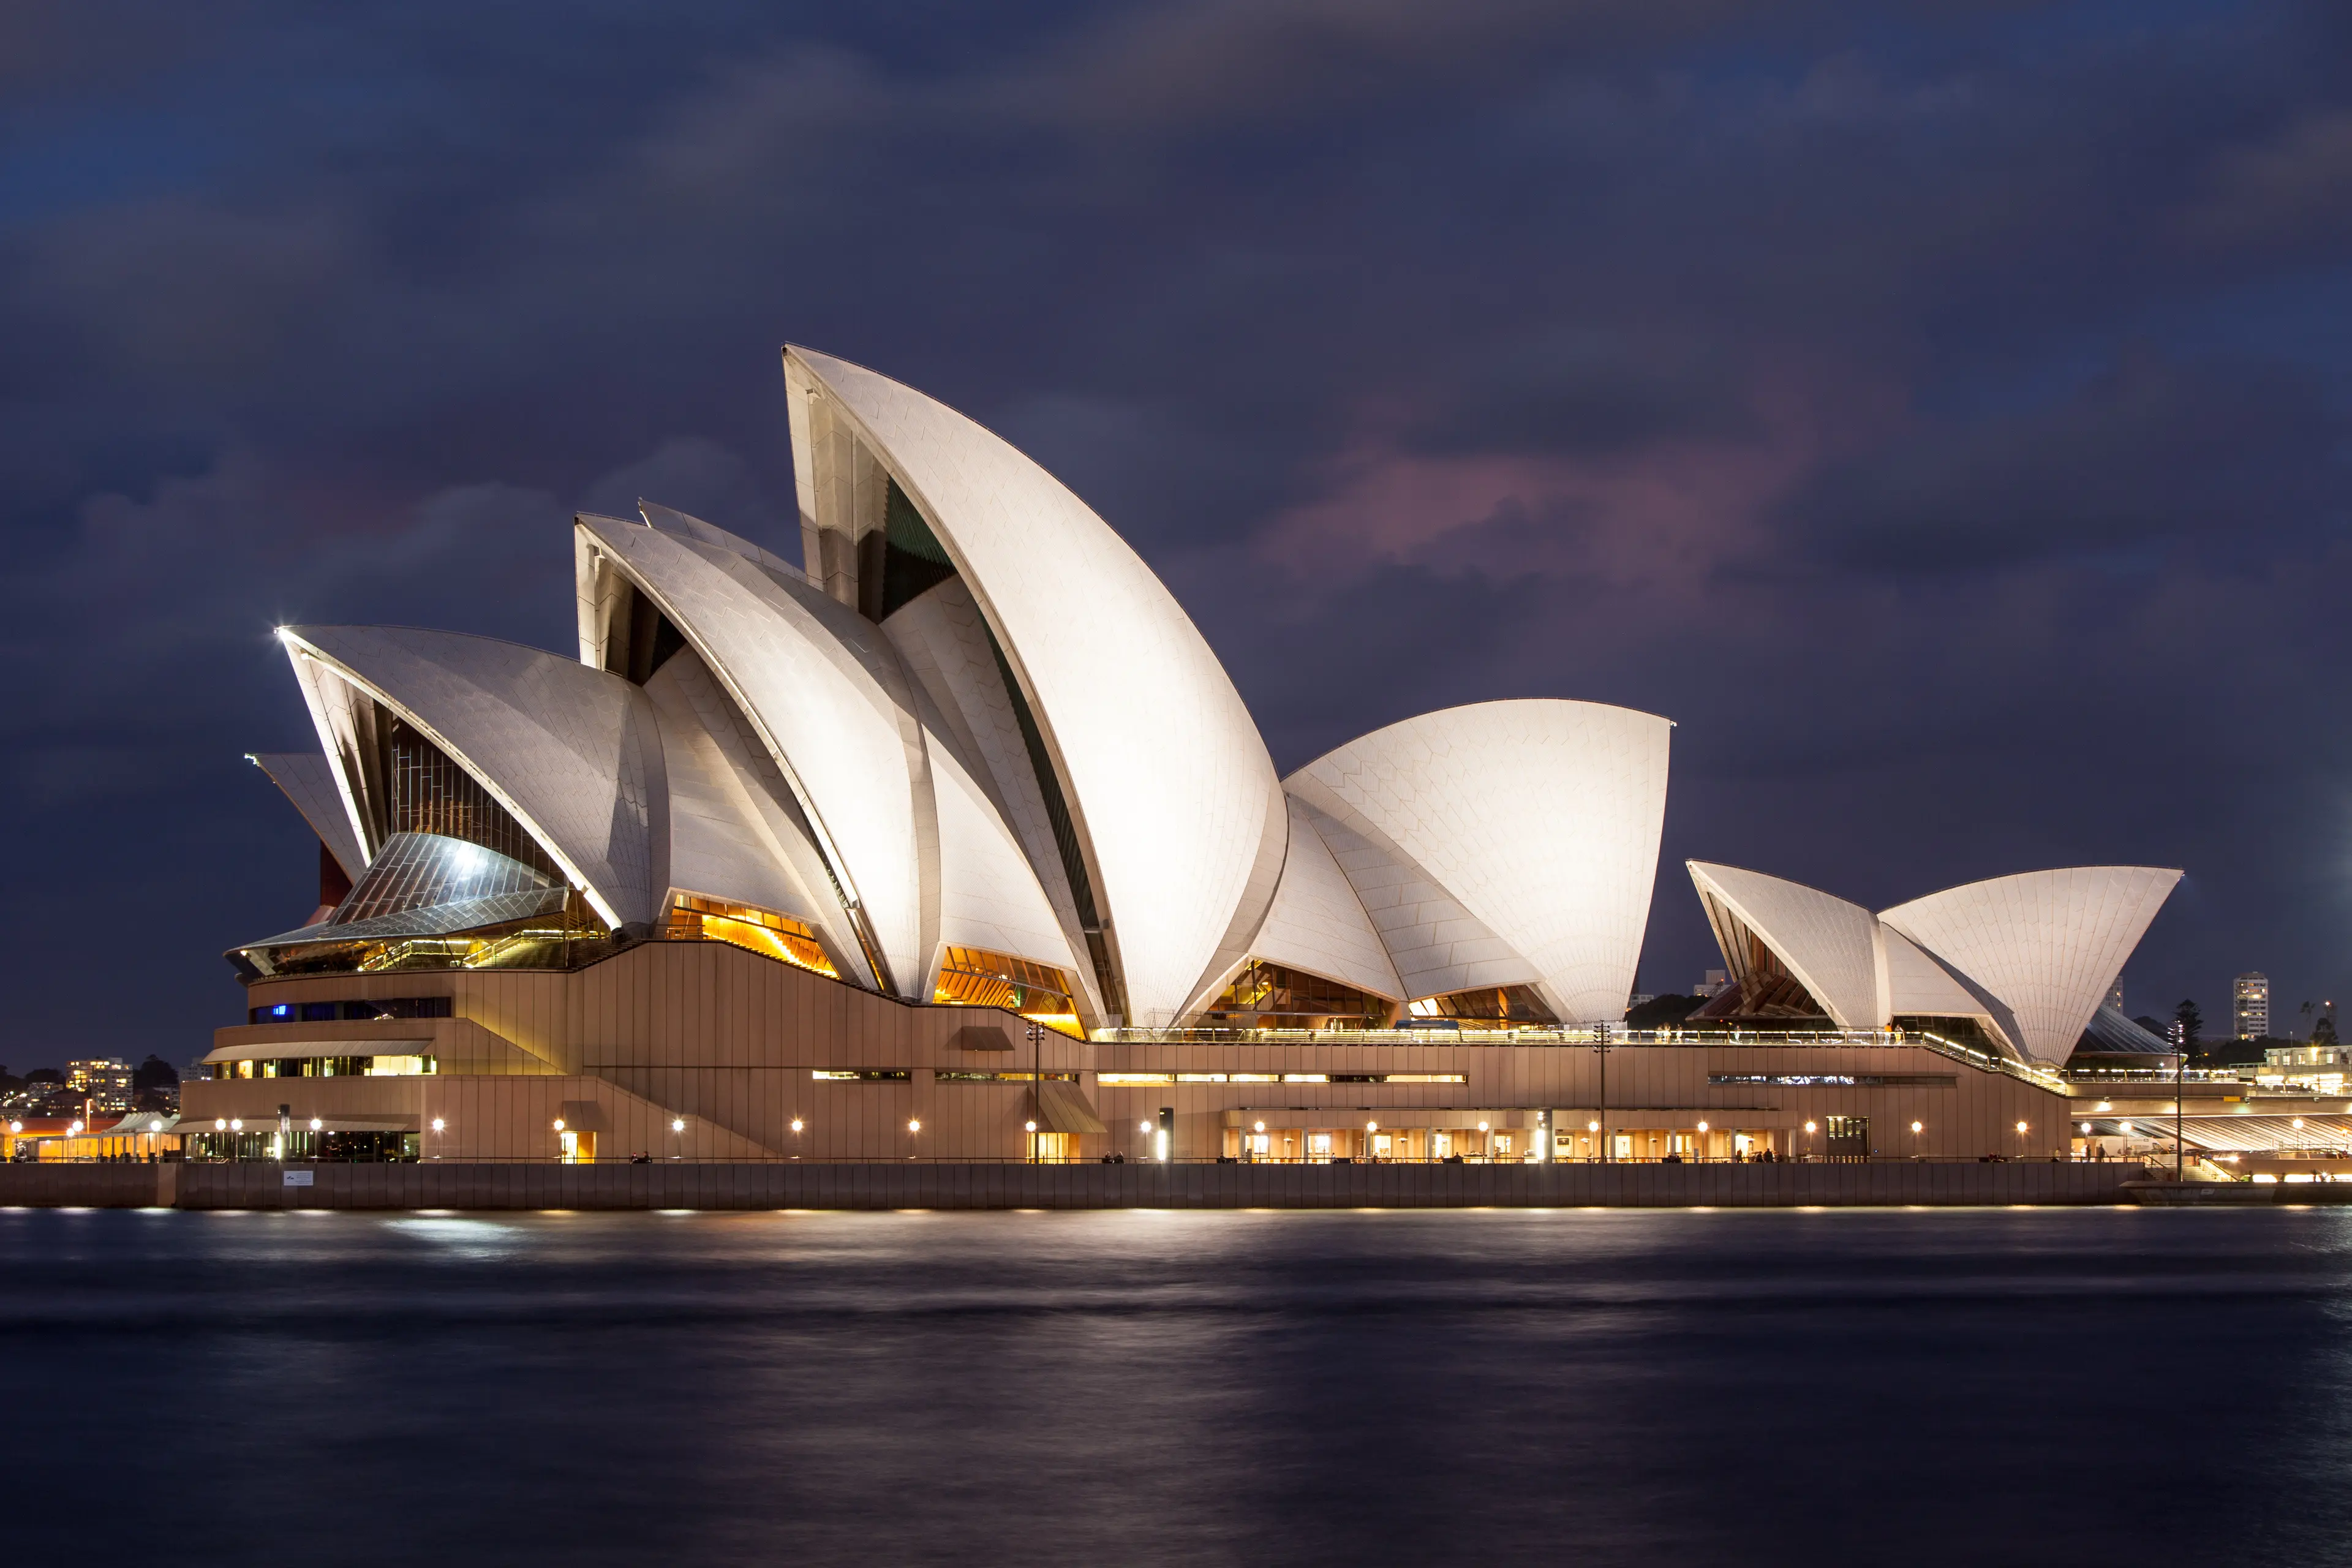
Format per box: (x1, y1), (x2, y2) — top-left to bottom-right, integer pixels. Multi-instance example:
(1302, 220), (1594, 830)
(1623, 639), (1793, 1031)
(5, 0), (2350, 1061)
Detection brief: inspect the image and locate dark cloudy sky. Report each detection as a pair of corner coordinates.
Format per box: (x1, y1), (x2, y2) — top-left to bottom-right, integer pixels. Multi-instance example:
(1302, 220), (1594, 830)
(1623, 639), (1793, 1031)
(6, 0), (2349, 1068)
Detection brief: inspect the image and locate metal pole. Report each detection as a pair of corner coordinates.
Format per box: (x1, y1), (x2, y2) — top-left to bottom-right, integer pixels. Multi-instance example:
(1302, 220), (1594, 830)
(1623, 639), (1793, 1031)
(1028, 1020), (1043, 1164)
(1597, 1020), (1608, 1165)
(2176, 1034), (2185, 1182)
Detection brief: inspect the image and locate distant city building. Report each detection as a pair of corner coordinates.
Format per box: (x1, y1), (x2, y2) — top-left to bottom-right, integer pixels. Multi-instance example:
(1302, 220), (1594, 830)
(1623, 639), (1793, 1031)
(65, 1058), (132, 1112)
(1694, 970), (1730, 998)
(2108, 983), (2124, 1011)
(2235, 973), (2270, 1041)
(2255, 1041), (2352, 1094)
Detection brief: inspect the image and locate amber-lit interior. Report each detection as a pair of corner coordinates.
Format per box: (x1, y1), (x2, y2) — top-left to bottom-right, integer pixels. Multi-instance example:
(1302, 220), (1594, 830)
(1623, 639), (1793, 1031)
(933, 946), (1082, 1036)
(664, 894), (837, 976)
(1404, 984), (1561, 1028)
(1204, 960), (1395, 1028)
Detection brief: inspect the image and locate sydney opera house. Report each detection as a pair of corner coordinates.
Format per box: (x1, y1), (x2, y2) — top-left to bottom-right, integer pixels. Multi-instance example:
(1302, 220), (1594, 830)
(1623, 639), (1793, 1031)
(190, 347), (2179, 1165)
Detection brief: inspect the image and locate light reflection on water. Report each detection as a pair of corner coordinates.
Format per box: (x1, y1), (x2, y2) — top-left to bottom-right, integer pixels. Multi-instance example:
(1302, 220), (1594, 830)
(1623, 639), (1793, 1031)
(3, 1207), (2348, 1565)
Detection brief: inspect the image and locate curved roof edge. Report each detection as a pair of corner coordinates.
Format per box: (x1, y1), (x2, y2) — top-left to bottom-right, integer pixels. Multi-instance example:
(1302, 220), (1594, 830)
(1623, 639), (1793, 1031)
(277, 625), (665, 931)
(783, 344), (1284, 1026)
(1686, 862), (1885, 1028)
(247, 751), (368, 881)
(1879, 865), (2183, 1067)
(1284, 698), (1670, 1023)
(575, 512), (931, 995)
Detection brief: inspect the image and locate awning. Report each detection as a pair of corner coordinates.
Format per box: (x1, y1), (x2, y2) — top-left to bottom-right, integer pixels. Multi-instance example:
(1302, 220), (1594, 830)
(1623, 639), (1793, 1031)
(949, 1025), (1014, 1052)
(1033, 1080), (1106, 1135)
(2085, 1114), (2352, 1153)
(555, 1100), (611, 1134)
(204, 1039), (429, 1063)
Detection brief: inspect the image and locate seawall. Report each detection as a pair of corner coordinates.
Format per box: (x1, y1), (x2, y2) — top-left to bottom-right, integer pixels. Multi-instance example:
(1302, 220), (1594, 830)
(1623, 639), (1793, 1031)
(0, 1159), (2152, 1210)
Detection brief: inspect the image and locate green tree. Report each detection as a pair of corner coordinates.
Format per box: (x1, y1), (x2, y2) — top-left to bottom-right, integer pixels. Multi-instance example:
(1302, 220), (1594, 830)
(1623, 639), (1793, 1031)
(2315, 1016), (2339, 1046)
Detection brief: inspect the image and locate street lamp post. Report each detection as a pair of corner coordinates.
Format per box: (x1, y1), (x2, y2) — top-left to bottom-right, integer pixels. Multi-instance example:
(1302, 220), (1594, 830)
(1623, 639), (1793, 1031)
(1803, 1120), (1817, 1162)
(1026, 1019), (1046, 1164)
(1596, 1020), (1608, 1165)
(2176, 1035), (2187, 1182)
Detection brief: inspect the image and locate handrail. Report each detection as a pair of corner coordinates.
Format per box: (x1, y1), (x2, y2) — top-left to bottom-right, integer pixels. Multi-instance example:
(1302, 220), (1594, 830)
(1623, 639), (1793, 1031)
(1906, 1031), (2068, 1093)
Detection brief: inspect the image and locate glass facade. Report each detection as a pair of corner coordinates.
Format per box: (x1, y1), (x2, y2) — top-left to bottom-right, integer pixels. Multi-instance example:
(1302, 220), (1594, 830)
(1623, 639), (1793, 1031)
(1891, 1015), (2007, 1058)
(186, 1130), (419, 1162)
(663, 895), (837, 976)
(250, 997), (454, 1025)
(1405, 985), (1561, 1028)
(335, 832), (564, 924)
(243, 894), (616, 979)
(1205, 961), (1395, 1028)
(932, 946), (1082, 1036)
(211, 1055), (437, 1079)
(377, 715), (562, 879)
(875, 477), (959, 620)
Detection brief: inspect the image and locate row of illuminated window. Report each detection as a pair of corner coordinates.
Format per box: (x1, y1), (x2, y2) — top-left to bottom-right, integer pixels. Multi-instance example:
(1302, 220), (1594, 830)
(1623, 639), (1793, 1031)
(247, 997), (453, 1025)
(1098, 1072), (1466, 1086)
(210, 1056), (437, 1079)
(810, 1070), (1083, 1083)
(803, 1069), (1464, 1086)
(1708, 1074), (1956, 1087)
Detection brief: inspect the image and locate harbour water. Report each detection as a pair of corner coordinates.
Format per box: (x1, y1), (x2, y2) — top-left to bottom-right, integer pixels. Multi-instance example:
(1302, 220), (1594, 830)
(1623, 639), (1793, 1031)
(4, 1205), (2346, 1564)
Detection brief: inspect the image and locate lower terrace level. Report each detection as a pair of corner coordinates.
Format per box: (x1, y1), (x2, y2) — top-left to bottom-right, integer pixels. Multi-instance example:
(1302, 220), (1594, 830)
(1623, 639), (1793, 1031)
(198, 937), (2081, 1164)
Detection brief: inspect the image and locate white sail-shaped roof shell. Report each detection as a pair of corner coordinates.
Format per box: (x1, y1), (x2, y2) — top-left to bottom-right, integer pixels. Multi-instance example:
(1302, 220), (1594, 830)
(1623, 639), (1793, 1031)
(1249, 798), (1406, 1003)
(575, 513), (931, 995)
(881, 579), (1098, 1014)
(1879, 867), (2182, 1066)
(785, 346), (1286, 1026)
(1286, 699), (1672, 1023)
(279, 627), (666, 930)
(247, 752), (368, 882)
(1686, 862), (1887, 1028)
(1295, 805), (1536, 1001)
(923, 714), (1087, 994)
(640, 650), (856, 966)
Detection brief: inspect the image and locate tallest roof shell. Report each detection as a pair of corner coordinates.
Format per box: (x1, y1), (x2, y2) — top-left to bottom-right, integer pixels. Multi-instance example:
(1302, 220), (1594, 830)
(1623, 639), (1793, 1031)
(783, 346), (1286, 1025)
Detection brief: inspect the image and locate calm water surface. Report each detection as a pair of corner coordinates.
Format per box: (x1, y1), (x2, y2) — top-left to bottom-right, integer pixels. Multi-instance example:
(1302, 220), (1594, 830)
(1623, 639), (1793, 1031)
(4, 1205), (2346, 1564)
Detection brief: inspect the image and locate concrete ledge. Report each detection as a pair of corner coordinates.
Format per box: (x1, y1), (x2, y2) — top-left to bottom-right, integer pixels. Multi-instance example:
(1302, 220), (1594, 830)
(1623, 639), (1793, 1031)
(0, 1161), (2153, 1210)
(2124, 1180), (2352, 1205)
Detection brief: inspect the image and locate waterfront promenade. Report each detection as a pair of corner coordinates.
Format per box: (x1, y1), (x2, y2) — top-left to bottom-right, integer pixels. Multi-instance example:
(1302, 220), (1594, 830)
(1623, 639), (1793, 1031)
(0, 1159), (2155, 1210)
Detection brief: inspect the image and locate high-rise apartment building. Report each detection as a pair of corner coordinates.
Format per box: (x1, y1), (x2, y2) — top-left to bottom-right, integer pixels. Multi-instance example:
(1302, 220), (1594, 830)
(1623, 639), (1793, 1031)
(65, 1058), (133, 1110)
(2234, 973), (2270, 1041)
